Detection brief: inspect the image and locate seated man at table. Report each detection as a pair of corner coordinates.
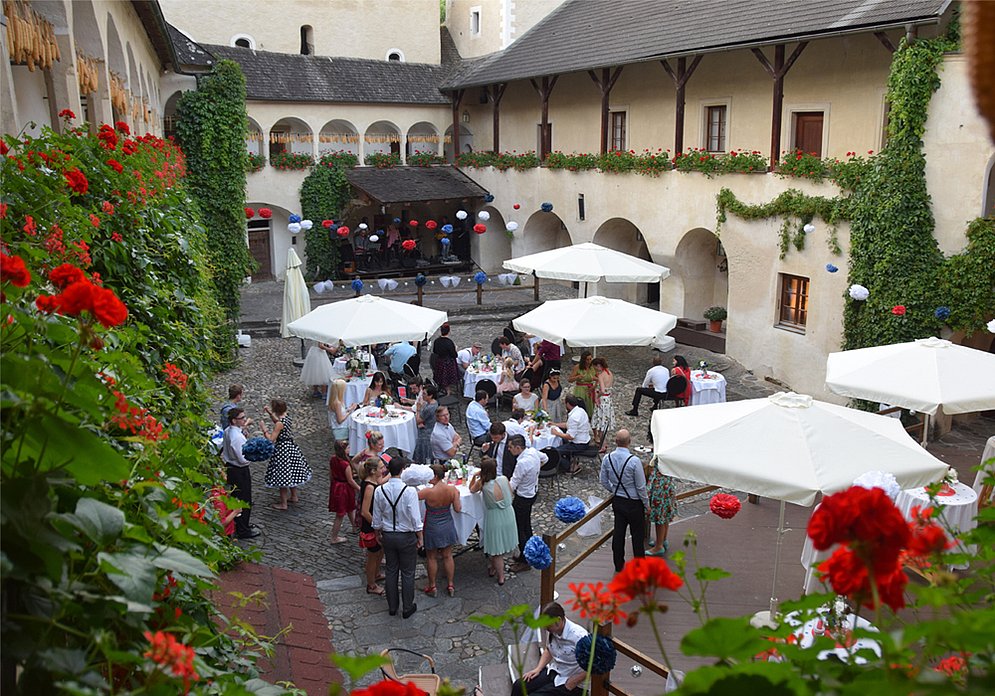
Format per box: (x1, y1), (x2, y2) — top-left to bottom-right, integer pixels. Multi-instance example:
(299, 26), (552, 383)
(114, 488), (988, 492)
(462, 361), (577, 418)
(383, 341), (417, 380)
(457, 342), (482, 376)
(552, 395), (592, 475)
(398, 376), (423, 410)
(430, 407), (462, 462)
(481, 422), (517, 478)
(507, 434), (547, 573)
(498, 336), (526, 376)
(625, 356), (671, 417)
(503, 408), (527, 439)
(510, 601), (586, 696)
(466, 390), (492, 446)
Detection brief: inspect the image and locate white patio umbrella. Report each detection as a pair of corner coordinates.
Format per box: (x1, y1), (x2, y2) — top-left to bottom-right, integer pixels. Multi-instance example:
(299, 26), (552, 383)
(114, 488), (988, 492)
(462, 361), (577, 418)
(512, 295), (678, 352)
(286, 294), (447, 346)
(280, 248), (312, 360)
(826, 337), (995, 441)
(651, 392), (947, 623)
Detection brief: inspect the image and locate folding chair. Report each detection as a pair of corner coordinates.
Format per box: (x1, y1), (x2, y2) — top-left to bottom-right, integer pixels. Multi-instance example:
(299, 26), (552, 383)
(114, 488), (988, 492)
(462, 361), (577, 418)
(538, 448), (563, 497)
(380, 648), (441, 696)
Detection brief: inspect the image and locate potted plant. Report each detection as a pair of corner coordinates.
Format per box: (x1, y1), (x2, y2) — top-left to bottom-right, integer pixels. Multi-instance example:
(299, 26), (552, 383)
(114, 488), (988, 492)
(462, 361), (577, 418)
(704, 306), (727, 333)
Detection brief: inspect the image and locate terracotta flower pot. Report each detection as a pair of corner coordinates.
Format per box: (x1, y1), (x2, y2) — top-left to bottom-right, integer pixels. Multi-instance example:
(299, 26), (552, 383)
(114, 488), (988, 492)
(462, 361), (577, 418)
(708, 320), (723, 333)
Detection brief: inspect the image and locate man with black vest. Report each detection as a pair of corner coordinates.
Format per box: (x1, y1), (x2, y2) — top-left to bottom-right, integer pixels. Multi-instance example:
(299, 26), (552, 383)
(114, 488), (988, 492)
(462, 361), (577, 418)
(372, 456), (424, 618)
(599, 429), (648, 572)
(481, 422), (519, 478)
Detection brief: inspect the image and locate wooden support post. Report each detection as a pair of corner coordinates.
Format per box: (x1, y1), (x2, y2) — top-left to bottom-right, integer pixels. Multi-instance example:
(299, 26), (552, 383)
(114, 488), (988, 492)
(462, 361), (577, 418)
(533, 274), (540, 302)
(874, 31), (897, 53)
(588, 67), (624, 154)
(540, 533), (556, 606)
(751, 42), (808, 169)
(491, 82), (507, 152)
(476, 283), (482, 305)
(416, 284), (423, 306)
(450, 89), (465, 163)
(529, 76), (559, 161)
(660, 55), (702, 155)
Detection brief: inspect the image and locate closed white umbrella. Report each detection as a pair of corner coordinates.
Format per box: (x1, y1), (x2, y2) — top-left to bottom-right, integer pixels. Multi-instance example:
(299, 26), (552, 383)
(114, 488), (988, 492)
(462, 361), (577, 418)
(286, 295), (447, 346)
(652, 392), (947, 622)
(512, 295), (678, 352)
(504, 242), (670, 283)
(281, 249), (312, 364)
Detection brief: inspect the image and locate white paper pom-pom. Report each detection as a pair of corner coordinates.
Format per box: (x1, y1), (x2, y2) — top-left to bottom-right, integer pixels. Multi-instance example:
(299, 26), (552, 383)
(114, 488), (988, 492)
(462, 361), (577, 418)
(313, 282), (326, 294)
(287, 222), (302, 234)
(478, 210), (490, 221)
(803, 223), (816, 234)
(301, 219), (314, 230)
(848, 284), (869, 301)
(988, 319), (995, 334)
(456, 210), (468, 220)
(369, 235), (380, 243)
(400, 463), (434, 486)
(359, 223), (368, 230)
(506, 221), (519, 231)
(852, 471), (901, 500)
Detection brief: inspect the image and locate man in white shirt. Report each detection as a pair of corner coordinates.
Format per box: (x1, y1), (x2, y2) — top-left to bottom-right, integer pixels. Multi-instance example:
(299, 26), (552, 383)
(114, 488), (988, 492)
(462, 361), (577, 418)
(510, 602), (587, 696)
(221, 408), (261, 540)
(466, 390), (492, 446)
(625, 356), (671, 417)
(552, 395), (592, 474)
(507, 435), (547, 573)
(457, 341), (482, 376)
(600, 429), (649, 572)
(372, 456), (424, 618)
(430, 407), (462, 461)
(503, 408), (527, 439)
(498, 336), (525, 374)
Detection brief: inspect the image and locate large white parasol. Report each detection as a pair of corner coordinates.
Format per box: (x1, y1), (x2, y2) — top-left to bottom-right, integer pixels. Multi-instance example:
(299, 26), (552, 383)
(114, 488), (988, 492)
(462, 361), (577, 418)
(503, 242), (670, 283)
(286, 295), (447, 346)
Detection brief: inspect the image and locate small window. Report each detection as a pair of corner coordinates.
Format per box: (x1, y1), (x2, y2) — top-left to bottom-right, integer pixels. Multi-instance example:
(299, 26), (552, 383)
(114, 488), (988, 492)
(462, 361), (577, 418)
(705, 105), (727, 152)
(577, 193), (585, 221)
(610, 111), (627, 151)
(777, 274), (810, 331)
(231, 34), (255, 49)
(235, 38), (250, 48)
(470, 8), (481, 36)
(300, 25), (314, 55)
(387, 52), (402, 62)
(792, 112), (824, 157)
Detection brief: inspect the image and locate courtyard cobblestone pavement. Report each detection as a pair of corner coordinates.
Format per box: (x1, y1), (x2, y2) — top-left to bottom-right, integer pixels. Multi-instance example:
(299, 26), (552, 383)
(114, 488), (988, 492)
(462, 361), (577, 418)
(212, 280), (991, 691)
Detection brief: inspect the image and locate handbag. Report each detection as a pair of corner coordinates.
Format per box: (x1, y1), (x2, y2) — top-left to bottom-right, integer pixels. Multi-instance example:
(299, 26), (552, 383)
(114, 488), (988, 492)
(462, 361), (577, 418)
(358, 531), (378, 549)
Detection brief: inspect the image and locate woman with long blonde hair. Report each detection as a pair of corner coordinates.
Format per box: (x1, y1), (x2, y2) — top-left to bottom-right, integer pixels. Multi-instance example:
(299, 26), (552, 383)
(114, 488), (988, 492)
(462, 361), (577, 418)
(328, 379), (356, 442)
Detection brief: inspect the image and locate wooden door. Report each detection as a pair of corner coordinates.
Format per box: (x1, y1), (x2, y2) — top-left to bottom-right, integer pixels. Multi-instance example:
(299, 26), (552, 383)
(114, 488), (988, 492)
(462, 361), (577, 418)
(793, 112), (824, 157)
(247, 227), (272, 280)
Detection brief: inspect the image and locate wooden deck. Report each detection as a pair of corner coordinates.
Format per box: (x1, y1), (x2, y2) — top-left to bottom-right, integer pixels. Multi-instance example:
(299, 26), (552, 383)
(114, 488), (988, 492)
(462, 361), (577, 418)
(556, 500), (811, 696)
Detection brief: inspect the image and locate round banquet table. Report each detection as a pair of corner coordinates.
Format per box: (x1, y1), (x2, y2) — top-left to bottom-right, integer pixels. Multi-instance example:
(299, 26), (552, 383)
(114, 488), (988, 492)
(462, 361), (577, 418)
(689, 370), (727, 405)
(783, 610), (880, 664)
(327, 374), (372, 410)
(348, 406), (417, 456)
(524, 422), (562, 450)
(896, 481), (978, 565)
(332, 353), (377, 375)
(463, 363), (500, 399)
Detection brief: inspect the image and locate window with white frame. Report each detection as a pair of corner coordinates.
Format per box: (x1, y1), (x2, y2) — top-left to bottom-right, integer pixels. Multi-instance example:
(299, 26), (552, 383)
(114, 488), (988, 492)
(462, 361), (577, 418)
(610, 110), (627, 151)
(470, 7), (481, 36)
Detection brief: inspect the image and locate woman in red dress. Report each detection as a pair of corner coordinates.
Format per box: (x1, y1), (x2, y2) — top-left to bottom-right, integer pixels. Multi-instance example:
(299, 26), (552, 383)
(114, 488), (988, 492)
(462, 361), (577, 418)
(328, 440), (360, 543)
(671, 355), (693, 405)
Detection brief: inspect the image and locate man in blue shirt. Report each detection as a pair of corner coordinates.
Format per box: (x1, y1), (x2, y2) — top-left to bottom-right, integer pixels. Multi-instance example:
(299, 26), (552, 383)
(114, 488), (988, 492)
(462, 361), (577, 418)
(384, 341), (416, 376)
(466, 390), (492, 446)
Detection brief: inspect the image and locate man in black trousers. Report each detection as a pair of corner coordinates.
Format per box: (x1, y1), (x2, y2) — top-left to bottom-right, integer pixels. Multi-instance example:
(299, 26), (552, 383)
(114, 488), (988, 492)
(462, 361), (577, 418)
(599, 429), (648, 572)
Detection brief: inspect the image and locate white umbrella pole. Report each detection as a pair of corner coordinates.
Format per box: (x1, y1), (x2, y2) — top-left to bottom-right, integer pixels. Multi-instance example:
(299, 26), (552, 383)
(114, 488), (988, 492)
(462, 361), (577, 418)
(921, 412), (929, 446)
(751, 499), (787, 629)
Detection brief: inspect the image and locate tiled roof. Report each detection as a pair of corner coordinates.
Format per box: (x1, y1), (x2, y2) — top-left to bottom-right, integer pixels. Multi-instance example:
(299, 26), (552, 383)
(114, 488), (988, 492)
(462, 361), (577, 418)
(165, 23), (215, 70)
(204, 44), (450, 104)
(445, 0), (951, 89)
(345, 166), (488, 204)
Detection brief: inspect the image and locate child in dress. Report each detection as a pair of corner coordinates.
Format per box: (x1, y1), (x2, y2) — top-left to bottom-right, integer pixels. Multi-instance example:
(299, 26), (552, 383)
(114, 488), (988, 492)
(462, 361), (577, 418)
(209, 485), (239, 537)
(496, 357), (519, 394)
(328, 440), (360, 543)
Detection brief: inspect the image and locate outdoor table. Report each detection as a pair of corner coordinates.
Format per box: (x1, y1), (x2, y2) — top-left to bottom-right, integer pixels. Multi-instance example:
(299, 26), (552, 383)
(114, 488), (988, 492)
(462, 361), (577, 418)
(782, 610), (880, 664)
(896, 481), (978, 566)
(463, 362), (500, 399)
(524, 421), (562, 450)
(418, 478), (485, 546)
(348, 405), (417, 456)
(689, 370), (727, 405)
(327, 374), (373, 410)
(974, 435), (995, 504)
(332, 353), (377, 374)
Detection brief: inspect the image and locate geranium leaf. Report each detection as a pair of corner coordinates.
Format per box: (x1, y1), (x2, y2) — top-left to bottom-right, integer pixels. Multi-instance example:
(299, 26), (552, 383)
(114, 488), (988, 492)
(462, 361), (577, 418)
(694, 566), (732, 582)
(71, 497), (125, 545)
(150, 545), (213, 577)
(681, 617), (772, 661)
(678, 662), (810, 695)
(330, 653), (389, 681)
(98, 552), (156, 604)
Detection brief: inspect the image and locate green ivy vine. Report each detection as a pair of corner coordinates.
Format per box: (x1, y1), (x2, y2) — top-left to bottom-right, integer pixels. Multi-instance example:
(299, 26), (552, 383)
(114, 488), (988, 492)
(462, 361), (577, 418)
(300, 159), (352, 279)
(716, 188), (846, 258)
(175, 60), (253, 362)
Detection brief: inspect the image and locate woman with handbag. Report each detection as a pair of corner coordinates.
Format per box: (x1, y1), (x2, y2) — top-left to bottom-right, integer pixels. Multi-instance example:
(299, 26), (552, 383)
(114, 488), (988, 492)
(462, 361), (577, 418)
(358, 458), (385, 595)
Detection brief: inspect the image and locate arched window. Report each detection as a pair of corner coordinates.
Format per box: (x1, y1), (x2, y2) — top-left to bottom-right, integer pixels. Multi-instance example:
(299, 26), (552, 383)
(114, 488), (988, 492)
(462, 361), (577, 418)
(231, 33), (255, 49)
(300, 25), (314, 55)
(385, 48), (405, 62)
(235, 38), (250, 48)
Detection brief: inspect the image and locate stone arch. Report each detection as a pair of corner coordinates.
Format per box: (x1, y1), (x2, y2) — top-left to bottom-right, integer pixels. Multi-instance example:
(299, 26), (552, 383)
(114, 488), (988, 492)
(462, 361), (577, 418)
(269, 116), (314, 158)
(364, 120), (401, 161)
(443, 124), (473, 160)
(518, 210), (573, 258)
(984, 152), (995, 218)
(105, 14), (127, 124)
(591, 218), (658, 305)
(673, 228), (729, 320)
(245, 115), (264, 157)
(471, 205), (513, 273)
(70, 1), (105, 127)
(162, 90), (183, 140)
(318, 118), (359, 158)
(405, 121), (440, 160)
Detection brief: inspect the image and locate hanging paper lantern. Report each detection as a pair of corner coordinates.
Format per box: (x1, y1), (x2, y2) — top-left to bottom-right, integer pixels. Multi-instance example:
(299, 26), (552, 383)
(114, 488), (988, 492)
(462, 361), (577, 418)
(523, 535), (552, 569)
(506, 221), (519, 232)
(359, 223), (368, 230)
(409, 220), (419, 228)
(415, 273), (427, 287)
(803, 223), (816, 234)
(484, 193), (495, 203)
(425, 220), (438, 230)
(456, 210), (468, 220)
(402, 239), (417, 251)
(351, 279), (364, 292)
(244, 207), (255, 219)
(300, 219), (313, 230)
(288, 214), (301, 223)
(554, 497), (586, 523)
(513, 203), (521, 210)
(478, 210), (491, 221)
(393, 217), (402, 224)
(987, 319), (995, 333)
(474, 271), (488, 285)
(934, 306), (951, 320)
(891, 305), (907, 316)
(287, 222), (301, 234)
(574, 634), (617, 675)
(541, 202), (553, 212)
(825, 263), (838, 273)
(440, 237), (451, 247)
(336, 227), (349, 237)
(313, 281), (326, 294)
(259, 207), (272, 219)
(322, 219), (334, 228)
(442, 224), (453, 233)
(848, 284), (869, 301)
(369, 235), (380, 243)
(473, 223), (487, 234)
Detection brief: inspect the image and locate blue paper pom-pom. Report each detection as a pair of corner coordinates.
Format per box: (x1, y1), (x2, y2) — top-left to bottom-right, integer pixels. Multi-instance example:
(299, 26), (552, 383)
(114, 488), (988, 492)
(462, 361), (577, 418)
(415, 273), (427, 287)
(288, 214), (301, 223)
(523, 535), (552, 570)
(554, 496), (586, 523)
(484, 193), (495, 203)
(934, 306), (951, 320)
(442, 224), (453, 234)
(393, 217), (402, 225)
(474, 271), (488, 285)
(351, 279), (364, 292)
(440, 237), (451, 246)
(574, 634), (617, 675)
(541, 202), (554, 212)
(242, 436), (275, 462)
(825, 264), (838, 273)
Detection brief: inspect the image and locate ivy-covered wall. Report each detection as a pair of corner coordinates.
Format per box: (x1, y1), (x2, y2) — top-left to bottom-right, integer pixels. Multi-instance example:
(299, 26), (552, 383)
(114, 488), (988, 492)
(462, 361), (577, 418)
(300, 157), (352, 280)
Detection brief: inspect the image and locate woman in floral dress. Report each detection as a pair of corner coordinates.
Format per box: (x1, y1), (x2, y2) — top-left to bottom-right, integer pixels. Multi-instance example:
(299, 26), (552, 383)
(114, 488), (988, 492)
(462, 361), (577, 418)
(646, 465), (677, 556)
(590, 358), (615, 452)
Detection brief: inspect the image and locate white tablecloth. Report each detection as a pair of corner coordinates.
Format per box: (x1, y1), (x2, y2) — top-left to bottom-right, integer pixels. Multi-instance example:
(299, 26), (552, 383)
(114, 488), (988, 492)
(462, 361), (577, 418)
(464, 364), (500, 399)
(896, 481), (978, 559)
(524, 422), (562, 450)
(689, 370), (727, 405)
(332, 353), (377, 374)
(327, 375), (373, 410)
(974, 436), (995, 503)
(348, 406), (417, 456)
(783, 611), (880, 664)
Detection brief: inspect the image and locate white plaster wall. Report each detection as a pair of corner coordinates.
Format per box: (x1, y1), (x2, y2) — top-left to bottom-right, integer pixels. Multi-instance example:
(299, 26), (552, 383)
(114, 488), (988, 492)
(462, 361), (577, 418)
(10, 66), (51, 136)
(446, 0), (567, 57)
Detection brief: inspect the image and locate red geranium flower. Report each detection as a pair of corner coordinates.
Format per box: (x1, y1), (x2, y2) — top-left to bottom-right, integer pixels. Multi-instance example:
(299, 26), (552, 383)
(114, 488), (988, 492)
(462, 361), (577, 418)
(64, 168), (89, 195)
(352, 679), (426, 696)
(608, 556), (683, 604)
(50, 263), (86, 289)
(891, 305), (906, 316)
(244, 207), (255, 219)
(90, 285), (128, 327)
(567, 581), (627, 625)
(473, 223), (486, 234)
(106, 158), (123, 173)
(934, 655), (967, 677)
(1, 253), (31, 287)
(0, 202), (7, 218)
(59, 109), (76, 120)
(401, 239), (416, 251)
(35, 294), (59, 313)
(258, 207), (272, 219)
(709, 493), (741, 519)
(115, 121), (131, 135)
(143, 630), (199, 692)
(89, 213), (100, 228)
(56, 281), (94, 315)
(162, 362), (189, 390)
(102, 200), (115, 214)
